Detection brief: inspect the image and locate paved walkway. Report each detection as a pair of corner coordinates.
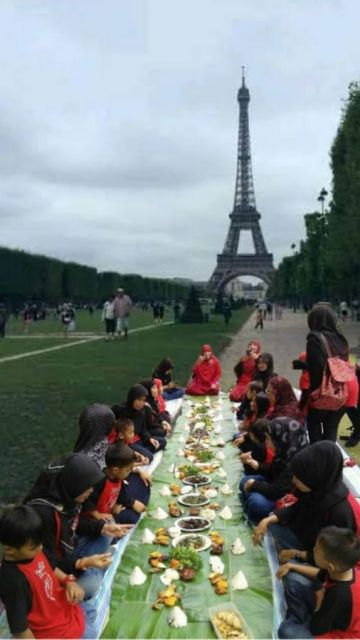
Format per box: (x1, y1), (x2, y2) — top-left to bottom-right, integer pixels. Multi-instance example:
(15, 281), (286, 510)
(220, 309), (360, 391)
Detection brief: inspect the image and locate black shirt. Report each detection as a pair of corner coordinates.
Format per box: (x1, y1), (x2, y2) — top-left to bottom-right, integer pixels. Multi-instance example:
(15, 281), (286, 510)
(310, 569), (354, 635)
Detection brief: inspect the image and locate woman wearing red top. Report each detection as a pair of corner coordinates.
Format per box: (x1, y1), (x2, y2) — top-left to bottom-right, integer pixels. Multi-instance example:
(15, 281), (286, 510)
(229, 340), (261, 402)
(185, 344), (222, 396)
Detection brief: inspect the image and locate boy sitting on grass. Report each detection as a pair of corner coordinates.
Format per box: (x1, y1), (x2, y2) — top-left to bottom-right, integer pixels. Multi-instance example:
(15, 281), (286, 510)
(0, 505), (92, 639)
(277, 526), (360, 638)
(82, 443), (149, 527)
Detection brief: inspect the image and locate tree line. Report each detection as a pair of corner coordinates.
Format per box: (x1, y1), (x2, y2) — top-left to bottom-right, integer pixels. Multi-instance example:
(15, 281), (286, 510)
(269, 82), (360, 307)
(0, 246), (190, 305)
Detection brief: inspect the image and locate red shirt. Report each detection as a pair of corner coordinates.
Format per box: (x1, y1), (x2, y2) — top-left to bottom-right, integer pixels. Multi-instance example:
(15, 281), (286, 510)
(97, 477), (122, 514)
(17, 551), (85, 639)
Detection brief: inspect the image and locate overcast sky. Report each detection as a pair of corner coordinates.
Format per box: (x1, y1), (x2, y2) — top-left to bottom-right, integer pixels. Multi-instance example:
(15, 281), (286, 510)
(0, 0), (359, 281)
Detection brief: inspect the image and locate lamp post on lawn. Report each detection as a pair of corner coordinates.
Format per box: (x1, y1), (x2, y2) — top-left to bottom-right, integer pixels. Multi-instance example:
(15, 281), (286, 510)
(291, 243), (297, 312)
(317, 188), (328, 299)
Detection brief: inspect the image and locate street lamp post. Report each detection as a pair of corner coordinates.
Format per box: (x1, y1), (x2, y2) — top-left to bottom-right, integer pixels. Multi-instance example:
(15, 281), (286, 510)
(317, 188), (328, 299)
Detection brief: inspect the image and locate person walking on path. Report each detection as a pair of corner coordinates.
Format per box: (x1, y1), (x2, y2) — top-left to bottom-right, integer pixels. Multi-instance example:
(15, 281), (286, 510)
(255, 308), (264, 330)
(114, 288), (132, 339)
(102, 295), (116, 340)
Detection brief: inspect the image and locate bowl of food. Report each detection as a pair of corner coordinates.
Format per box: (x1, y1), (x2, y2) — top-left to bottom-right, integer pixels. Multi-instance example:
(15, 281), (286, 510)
(177, 493), (210, 507)
(183, 474), (211, 487)
(209, 603), (253, 639)
(175, 516), (211, 532)
(172, 533), (211, 551)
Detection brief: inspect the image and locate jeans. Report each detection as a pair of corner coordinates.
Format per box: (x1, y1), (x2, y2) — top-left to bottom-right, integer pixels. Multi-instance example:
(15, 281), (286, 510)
(278, 576), (315, 639)
(268, 523), (305, 551)
(115, 472), (151, 525)
(74, 534), (112, 599)
(80, 602), (98, 639)
(239, 474), (275, 524)
(162, 388), (185, 400)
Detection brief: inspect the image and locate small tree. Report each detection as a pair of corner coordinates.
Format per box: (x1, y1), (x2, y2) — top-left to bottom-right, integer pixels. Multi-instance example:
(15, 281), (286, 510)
(181, 286), (203, 323)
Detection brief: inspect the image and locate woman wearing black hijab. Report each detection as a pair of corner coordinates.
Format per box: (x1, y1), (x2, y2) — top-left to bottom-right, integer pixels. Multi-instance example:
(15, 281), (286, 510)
(253, 352), (277, 390)
(152, 357), (184, 400)
(252, 442), (358, 555)
(306, 304), (349, 442)
(112, 384), (166, 458)
(25, 453), (131, 597)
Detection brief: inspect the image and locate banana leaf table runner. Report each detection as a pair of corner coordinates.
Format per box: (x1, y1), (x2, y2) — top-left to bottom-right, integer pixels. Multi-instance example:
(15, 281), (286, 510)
(103, 397), (273, 639)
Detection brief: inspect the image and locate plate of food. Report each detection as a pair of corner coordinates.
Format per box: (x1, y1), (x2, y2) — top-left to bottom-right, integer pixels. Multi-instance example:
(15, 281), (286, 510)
(183, 474), (212, 486)
(177, 493), (210, 507)
(175, 516), (211, 532)
(172, 533), (211, 551)
(209, 602), (253, 639)
(185, 442), (210, 452)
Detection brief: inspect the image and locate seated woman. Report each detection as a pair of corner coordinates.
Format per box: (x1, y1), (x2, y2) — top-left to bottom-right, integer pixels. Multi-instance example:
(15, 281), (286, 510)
(153, 377), (171, 418)
(234, 380), (264, 424)
(239, 417), (275, 476)
(73, 404), (116, 468)
(185, 344), (222, 396)
(253, 352), (277, 391)
(229, 340), (261, 402)
(140, 378), (171, 437)
(239, 416), (308, 524)
(266, 375), (304, 422)
(25, 453), (131, 600)
(112, 384), (166, 456)
(252, 441), (360, 554)
(233, 391), (270, 447)
(152, 358), (184, 400)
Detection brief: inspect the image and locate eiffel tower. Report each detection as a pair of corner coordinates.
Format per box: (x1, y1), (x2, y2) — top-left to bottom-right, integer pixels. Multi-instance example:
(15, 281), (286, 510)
(209, 69), (274, 292)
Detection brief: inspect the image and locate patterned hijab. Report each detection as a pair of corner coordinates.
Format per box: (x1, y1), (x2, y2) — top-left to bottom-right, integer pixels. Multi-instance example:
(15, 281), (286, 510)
(73, 404), (115, 468)
(269, 416), (308, 464)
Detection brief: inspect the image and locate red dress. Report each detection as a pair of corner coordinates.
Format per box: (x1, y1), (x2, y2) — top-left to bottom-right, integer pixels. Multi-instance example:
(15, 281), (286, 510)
(229, 357), (257, 401)
(186, 345), (222, 396)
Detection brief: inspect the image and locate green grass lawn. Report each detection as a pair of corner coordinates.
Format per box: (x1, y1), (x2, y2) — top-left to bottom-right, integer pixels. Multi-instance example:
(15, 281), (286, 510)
(0, 338), (79, 358)
(6, 308), (156, 335)
(0, 309), (251, 504)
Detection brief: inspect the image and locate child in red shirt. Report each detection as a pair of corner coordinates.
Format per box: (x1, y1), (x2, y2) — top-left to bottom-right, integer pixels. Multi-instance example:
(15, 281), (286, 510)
(0, 505), (91, 639)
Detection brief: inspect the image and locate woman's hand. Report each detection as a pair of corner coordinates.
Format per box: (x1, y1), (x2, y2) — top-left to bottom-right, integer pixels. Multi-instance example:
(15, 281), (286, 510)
(161, 420), (172, 434)
(150, 438), (160, 450)
(232, 435), (245, 447)
(87, 553), (113, 569)
(102, 522), (133, 538)
(132, 500), (147, 513)
(243, 478), (255, 493)
(252, 520), (268, 545)
(136, 469), (152, 486)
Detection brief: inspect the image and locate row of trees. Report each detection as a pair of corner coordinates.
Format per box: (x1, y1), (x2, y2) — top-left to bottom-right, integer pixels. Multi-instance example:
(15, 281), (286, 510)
(0, 247), (190, 305)
(269, 82), (360, 306)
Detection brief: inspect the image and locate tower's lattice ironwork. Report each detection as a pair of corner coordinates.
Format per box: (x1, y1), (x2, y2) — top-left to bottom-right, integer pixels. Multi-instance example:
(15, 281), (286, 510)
(209, 69), (274, 292)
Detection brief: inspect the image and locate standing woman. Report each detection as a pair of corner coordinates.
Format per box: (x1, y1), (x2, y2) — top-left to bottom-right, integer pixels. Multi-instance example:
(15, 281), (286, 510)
(306, 304), (350, 442)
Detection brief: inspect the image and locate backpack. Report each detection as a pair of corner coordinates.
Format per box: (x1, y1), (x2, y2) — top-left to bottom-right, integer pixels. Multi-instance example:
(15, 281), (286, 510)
(310, 333), (355, 411)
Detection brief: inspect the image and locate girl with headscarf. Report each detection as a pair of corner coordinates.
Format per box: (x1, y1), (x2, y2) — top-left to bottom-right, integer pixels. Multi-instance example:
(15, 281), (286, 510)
(229, 340), (261, 402)
(253, 352), (277, 390)
(306, 304), (351, 442)
(73, 404), (115, 468)
(267, 376), (304, 422)
(139, 378), (171, 437)
(252, 441), (359, 554)
(112, 384), (166, 455)
(239, 416), (308, 524)
(185, 344), (222, 396)
(25, 453), (131, 598)
(152, 358), (184, 400)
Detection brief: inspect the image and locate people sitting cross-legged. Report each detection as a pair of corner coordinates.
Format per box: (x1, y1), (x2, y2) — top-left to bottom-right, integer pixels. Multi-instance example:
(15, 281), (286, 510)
(229, 340), (261, 402)
(140, 378), (172, 437)
(24, 454), (132, 602)
(185, 344), (222, 396)
(0, 505), (93, 640)
(252, 441), (360, 554)
(82, 443), (150, 527)
(152, 358), (185, 400)
(239, 417), (308, 524)
(277, 526), (360, 639)
(112, 384), (166, 457)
